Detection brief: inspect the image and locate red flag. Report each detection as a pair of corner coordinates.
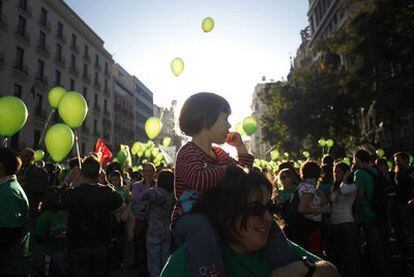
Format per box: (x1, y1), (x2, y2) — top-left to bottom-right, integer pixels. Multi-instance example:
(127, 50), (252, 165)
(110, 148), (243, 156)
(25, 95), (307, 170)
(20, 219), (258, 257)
(95, 138), (112, 166)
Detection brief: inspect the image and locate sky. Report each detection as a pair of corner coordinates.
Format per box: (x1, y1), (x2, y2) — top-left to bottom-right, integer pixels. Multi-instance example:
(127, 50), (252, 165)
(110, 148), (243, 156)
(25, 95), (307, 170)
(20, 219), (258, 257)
(64, 0), (309, 127)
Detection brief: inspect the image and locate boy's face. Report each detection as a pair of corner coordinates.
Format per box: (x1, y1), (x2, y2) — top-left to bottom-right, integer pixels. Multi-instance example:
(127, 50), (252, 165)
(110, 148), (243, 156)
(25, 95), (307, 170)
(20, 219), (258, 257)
(207, 112), (231, 144)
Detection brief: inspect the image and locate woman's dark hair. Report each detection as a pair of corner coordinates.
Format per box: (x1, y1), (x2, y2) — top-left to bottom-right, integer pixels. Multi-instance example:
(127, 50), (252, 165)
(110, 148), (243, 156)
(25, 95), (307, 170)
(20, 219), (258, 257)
(157, 169), (174, 192)
(131, 171), (142, 181)
(354, 149), (370, 163)
(300, 160), (321, 180)
(333, 162), (353, 192)
(322, 155), (334, 167)
(179, 92), (231, 136)
(195, 166), (272, 244)
(108, 170), (123, 186)
(81, 156), (101, 180)
(0, 148), (22, 175)
(319, 164), (333, 185)
(375, 158), (387, 168)
(106, 162), (122, 176)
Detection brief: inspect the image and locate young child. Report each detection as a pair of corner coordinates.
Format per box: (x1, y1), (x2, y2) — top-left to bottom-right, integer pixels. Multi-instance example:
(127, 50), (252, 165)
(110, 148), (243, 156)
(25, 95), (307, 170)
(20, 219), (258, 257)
(172, 92), (254, 276)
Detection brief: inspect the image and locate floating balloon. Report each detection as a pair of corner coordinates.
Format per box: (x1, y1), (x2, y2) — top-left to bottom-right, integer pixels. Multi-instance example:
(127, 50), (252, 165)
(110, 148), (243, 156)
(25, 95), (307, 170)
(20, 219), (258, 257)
(58, 91), (88, 128)
(270, 150), (280, 161)
(376, 149), (385, 157)
(137, 151), (144, 158)
(171, 57), (184, 77)
(326, 139), (334, 148)
(162, 137), (171, 147)
(343, 157), (351, 166)
(152, 147), (160, 157)
(318, 138), (326, 147)
(303, 151), (310, 158)
(45, 124), (74, 162)
(235, 122), (246, 136)
(387, 161), (393, 169)
(283, 152), (289, 158)
(202, 17), (214, 33)
(145, 149), (152, 158)
(34, 150), (45, 161)
(0, 96), (28, 136)
(410, 154), (414, 166)
(242, 116), (257, 135)
(145, 117), (162, 139)
(131, 142), (144, 155)
(48, 86), (66, 109)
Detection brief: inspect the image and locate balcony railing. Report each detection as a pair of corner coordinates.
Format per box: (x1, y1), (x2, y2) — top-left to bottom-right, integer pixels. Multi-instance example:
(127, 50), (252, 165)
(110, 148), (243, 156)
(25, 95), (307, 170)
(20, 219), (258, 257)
(83, 53), (91, 63)
(35, 74), (48, 85)
(13, 63), (29, 74)
(54, 55), (66, 68)
(36, 43), (50, 57)
(95, 62), (102, 72)
(70, 43), (80, 54)
(104, 87), (110, 96)
(15, 29), (30, 45)
(56, 32), (66, 43)
(39, 19), (51, 31)
(17, 3), (32, 17)
(69, 65), (79, 77)
(0, 13), (7, 31)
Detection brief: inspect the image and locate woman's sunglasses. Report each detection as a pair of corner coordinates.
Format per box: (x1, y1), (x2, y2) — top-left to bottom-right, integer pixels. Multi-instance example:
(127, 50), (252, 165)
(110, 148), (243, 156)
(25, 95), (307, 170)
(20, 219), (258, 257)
(246, 201), (278, 217)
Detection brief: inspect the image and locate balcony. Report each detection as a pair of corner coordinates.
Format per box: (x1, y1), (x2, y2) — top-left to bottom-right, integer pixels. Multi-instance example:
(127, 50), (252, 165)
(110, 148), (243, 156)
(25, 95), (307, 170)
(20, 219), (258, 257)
(94, 81), (101, 91)
(36, 43), (50, 58)
(104, 68), (111, 78)
(81, 125), (90, 134)
(54, 55), (66, 68)
(103, 116), (111, 125)
(104, 87), (110, 96)
(95, 62), (102, 72)
(69, 65), (79, 77)
(82, 74), (91, 84)
(70, 43), (80, 54)
(17, 3), (32, 17)
(103, 109), (111, 118)
(83, 53), (91, 63)
(15, 29), (31, 45)
(56, 32), (66, 44)
(35, 74), (48, 86)
(13, 63), (29, 79)
(0, 13), (7, 31)
(39, 19), (51, 32)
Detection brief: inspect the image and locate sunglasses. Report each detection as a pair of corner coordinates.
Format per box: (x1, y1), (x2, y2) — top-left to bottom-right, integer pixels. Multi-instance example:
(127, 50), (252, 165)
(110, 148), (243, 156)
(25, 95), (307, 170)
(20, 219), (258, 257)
(246, 201), (278, 217)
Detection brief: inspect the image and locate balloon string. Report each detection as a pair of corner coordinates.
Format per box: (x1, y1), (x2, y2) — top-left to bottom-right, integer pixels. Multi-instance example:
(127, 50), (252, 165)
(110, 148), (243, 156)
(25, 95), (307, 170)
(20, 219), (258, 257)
(75, 129), (82, 169)
(37, 109), (55, 149)
(1, 137), (8, 147)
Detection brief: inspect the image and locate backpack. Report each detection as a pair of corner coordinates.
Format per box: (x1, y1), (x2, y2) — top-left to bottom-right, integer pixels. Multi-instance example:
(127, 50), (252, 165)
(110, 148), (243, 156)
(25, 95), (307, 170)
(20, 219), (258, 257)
(359, 168), (388, 218)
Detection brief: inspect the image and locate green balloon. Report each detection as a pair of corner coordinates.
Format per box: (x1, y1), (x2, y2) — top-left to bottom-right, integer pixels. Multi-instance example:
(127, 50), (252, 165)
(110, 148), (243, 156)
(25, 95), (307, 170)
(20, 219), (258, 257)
(152, 148), (160, 157)
(270, 150), (279, 161)
(58, 91), (88, 128)
(242, 116), (257, 135)
(137, 150), (144, 158)
(410, 154), (413, 166)
(131, 142), (144, 155)
(145, 149), (152, 158)
(376, 149), (385, 157)
(145, 117), (162, 139)
(326, 139), (334, 148)
(387, 161), (393, 169)
(156, 153), (163, 160)
(45, 124), (74, 162)
(48, 86), (66, 109)
(283, 152), (289, 158)
(202, 17), (214, 33)
(343, 157), (351, 166)
(117, 150), (127, 165)
(235, 122), (246, 136)
(171, 57), (184, 77)
(162, 137), (171, 147)
(0, 96), (28, 136)
(34, 150), (45, 161)
(303, 151), (310, 158)
(318, 138), (326, 147)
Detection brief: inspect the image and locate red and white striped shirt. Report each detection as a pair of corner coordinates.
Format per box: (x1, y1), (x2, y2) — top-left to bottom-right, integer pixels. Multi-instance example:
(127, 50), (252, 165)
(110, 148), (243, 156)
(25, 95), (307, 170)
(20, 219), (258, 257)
(171, 142), (254, 226)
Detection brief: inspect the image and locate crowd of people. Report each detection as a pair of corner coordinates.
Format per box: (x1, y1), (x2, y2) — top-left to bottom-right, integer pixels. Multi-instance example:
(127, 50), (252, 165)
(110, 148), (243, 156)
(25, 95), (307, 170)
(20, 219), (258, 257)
(0, 92), (413, 277)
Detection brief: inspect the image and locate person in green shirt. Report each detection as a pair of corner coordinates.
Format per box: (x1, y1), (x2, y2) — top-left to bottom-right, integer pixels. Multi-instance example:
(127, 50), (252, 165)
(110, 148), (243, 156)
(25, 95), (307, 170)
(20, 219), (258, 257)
(161, 166), (339, 276)
(0, 147), (31, 276)
(353, 149), (391, 276)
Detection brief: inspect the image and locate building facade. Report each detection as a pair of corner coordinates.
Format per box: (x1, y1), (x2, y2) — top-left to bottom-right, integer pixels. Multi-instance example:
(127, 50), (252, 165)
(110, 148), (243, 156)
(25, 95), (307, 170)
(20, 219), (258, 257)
(133, 76), (153, 142)
(0, 0), (114, 155)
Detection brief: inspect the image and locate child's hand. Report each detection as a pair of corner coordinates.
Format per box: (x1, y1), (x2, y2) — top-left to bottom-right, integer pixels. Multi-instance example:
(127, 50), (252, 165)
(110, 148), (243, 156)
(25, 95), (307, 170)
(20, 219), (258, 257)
(226, 132), (243, 147)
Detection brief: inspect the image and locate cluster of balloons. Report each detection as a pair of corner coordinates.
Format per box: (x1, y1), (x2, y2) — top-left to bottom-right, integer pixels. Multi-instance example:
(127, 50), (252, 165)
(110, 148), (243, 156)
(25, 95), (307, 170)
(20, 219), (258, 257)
(170, 17), (215, 77)
(128, 140), (168, 168)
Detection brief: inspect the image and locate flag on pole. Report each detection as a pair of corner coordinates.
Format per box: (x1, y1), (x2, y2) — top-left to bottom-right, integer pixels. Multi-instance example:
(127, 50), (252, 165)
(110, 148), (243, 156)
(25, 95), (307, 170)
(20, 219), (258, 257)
(95, 138), (112, 166)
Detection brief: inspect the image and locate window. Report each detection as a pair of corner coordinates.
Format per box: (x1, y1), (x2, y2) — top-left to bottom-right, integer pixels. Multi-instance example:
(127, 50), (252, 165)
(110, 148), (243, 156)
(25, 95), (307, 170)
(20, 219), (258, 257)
(70, 54), (76, 67)
(83, 87), (87, 101)
(55, 70), (61, 85)
(57, 21), (63, 37)
(14, 84), (22, 98)
(34, 130), (41, 147)
(95, 54), (99, 65)
(15, 47), (24, 69)
(40, 7), (48, 24)
(35, 94), (43, 114)
(70, 79), (75, 90)
(104, 79), (108, 91)
(71, 34), (77, 47)
(94, 93), (98, 108)
(104, 99), (107, 111)
(17, 15), (26, 35)
(37, 59), (45, 79)
(84, 44), (89, 56)
(83, 63), (88, 76)
(39, 31), (46, 48)
(105, 62), (108, 73)
(56, 43), (62, 59)
(94, 119), (97, 131)
(94, 72), (98, 83)
(19, 0), (27, 10)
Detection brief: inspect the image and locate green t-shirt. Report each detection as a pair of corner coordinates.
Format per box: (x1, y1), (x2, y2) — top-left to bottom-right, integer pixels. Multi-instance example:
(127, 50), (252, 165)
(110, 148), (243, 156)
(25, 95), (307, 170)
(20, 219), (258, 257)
(278, 186), (297, 204)
(35, 210), (66, 254)
(160, 240), (321, 276)
(0, 177), (32, 274)
(354, 167), (376, 222)
(318, 183), (333, 201)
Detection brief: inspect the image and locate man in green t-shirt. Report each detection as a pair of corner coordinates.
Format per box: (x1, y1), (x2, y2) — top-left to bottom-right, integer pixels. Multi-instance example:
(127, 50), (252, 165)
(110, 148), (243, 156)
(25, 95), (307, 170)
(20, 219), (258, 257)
(0, 148), (31, 276)
(353, 149), (391, 276)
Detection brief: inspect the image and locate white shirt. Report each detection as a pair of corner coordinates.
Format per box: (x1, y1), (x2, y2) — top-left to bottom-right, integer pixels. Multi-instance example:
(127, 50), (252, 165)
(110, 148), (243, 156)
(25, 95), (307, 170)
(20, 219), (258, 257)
(298, 180), (323, 222)
(330, 182), (357, 224)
